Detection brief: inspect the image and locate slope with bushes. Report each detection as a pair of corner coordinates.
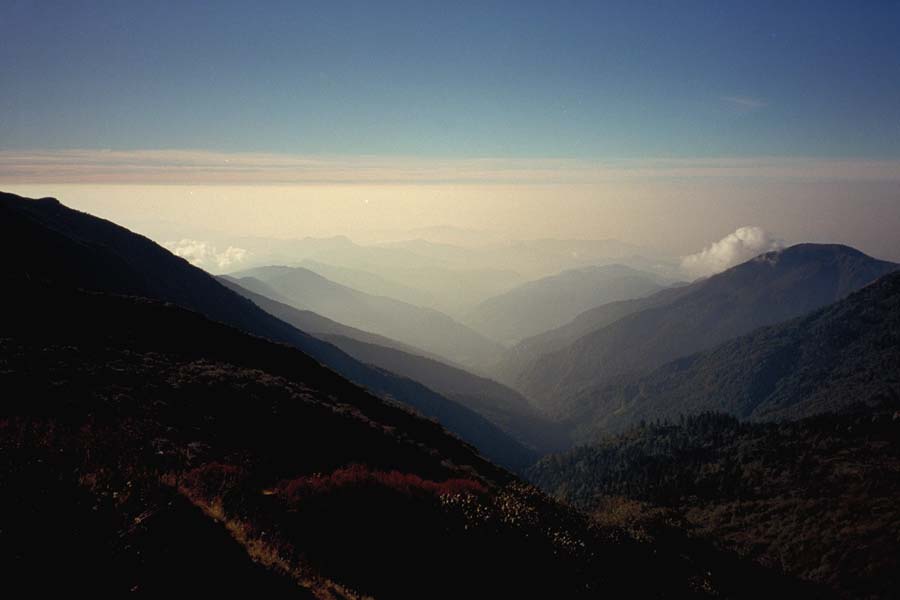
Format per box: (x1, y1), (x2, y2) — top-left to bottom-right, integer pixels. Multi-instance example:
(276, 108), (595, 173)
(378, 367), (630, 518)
(529, 408), (900, 598)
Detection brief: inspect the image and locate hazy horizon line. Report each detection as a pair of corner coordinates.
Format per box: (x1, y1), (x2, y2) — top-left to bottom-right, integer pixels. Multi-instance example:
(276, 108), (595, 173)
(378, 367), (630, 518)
(3, 149), (900, 185)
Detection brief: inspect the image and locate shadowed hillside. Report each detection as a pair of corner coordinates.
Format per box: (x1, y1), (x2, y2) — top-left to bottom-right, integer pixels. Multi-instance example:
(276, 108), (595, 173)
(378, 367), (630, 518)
(562, 270), (900, 438)
(0, 191), (533, 470)
(320, 334), (570, 454)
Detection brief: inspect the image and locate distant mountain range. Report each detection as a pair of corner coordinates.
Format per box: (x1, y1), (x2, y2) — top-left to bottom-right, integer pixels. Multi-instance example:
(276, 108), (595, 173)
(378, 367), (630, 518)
(465, 264), (670, 345)
(378, 237), (670, 280)
(298, 259), (436, 307)
(510, 244), (898, 421)
(229, 234), (527, 315)
(220, 233), (676, 316)
(231, 265), (504, 369)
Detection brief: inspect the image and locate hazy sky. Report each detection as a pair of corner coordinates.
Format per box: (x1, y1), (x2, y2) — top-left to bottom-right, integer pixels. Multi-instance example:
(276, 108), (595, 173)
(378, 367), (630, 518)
(2, 2), (899, 260)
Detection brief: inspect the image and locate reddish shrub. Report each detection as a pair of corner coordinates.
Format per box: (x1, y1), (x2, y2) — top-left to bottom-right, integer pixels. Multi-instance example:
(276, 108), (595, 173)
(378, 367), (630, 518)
(277, 464), (486, 504)
(180, 462), (246, 500)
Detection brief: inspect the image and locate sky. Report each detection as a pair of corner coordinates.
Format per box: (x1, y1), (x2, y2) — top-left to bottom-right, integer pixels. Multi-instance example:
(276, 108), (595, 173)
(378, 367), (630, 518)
(2, 1), (899, 260)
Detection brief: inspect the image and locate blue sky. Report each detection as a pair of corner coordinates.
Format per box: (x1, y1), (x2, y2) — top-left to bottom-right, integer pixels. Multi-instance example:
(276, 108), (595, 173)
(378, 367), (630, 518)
(3, 0), (899, 158)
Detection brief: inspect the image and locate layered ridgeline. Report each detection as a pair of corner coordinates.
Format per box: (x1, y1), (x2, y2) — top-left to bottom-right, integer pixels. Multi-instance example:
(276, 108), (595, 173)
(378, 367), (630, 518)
(464, 264), (670, 345)
(296, 258), (523, 319)
(0, 192), (810, 597)
(371, 238), (678, 316)
(219, 275), (447, 360)
(564, 270), (900, 437)
(315, 336), (568, 454)
(221, 276), (569, 454)
(232, 265), (503, 369)
(495, 284), (692, 384)
(232, 234), (525, 316)
(511, 244), (898, 419)
(298, 259), (435, 308)
(378, 237), (669, 281)
(529, 407), (900, 598)
(0, 192), (533, 470)
(234, 235), (674, 318)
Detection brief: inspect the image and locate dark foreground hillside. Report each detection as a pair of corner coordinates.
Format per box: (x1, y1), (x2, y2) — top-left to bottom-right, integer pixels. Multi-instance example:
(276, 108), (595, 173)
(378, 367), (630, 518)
(0, 284), (811, 598)
(529, 408), (900, 598)
(0, 191), (534, 470)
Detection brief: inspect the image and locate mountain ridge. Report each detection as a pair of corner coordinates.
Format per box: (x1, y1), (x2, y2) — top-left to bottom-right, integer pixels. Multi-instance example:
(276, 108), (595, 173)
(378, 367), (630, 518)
(562, 269), (900, 440)
(513, 243), (899, 417)
(465, 264), (669, 345)
(233, 264), (505, 369)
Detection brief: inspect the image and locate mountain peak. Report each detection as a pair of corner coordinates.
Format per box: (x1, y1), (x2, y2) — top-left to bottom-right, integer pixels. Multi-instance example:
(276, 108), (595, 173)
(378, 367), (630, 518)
(714, 242), (895, 283)
(514, 239), (898, 419)
(758, 242), (870, 262)
(1, 191), (58, 205)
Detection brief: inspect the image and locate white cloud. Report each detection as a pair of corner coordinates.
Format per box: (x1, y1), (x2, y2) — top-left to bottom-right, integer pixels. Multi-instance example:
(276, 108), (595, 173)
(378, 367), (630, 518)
(214, 245), (249, 269)
(721, 95), (768, 112)
(163, 239), (249, 272)
(680, 226), (785, 279)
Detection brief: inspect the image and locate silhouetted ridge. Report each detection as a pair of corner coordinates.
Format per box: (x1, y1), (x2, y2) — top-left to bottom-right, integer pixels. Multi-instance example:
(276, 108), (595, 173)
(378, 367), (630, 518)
(0, 191), (534, 470)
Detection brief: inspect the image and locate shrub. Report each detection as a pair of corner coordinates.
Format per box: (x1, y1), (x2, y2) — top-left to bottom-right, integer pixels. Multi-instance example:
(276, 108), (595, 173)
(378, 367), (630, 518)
(275, 463), (486, 504)
(180, 462), (246, 501)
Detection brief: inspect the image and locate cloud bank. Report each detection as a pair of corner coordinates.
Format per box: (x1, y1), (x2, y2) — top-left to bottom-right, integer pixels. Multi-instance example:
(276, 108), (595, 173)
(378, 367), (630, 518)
(680, 226), (785, 279)
(164, 239), (249, 273)
(2, 149), (900, 185)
